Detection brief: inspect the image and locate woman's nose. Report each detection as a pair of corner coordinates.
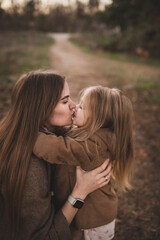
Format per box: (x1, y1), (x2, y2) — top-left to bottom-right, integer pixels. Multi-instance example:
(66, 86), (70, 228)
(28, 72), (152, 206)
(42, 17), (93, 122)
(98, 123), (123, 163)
(69, 99), (76, 111)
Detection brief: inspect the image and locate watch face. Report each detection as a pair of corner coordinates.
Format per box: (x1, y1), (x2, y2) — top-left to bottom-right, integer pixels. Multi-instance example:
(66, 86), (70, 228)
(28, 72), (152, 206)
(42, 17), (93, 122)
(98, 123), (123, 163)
(74, 200), (84, 209)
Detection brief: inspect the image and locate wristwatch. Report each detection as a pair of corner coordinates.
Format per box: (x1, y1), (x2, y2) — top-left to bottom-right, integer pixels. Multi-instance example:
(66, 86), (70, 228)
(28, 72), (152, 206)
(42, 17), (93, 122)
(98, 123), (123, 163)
(68, 195), (84, 209)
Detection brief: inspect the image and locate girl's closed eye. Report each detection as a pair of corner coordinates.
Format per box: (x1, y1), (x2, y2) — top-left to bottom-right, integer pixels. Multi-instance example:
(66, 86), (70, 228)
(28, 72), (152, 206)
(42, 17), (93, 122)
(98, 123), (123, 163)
(78, 101), (83, 110)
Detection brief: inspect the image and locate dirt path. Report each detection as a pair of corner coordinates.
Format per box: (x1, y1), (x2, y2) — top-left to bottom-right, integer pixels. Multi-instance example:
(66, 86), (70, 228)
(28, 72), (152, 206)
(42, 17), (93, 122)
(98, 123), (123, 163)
(48, 33), (160, 240)
(48, 33), (109, 101)
(48, 33), (160, 101)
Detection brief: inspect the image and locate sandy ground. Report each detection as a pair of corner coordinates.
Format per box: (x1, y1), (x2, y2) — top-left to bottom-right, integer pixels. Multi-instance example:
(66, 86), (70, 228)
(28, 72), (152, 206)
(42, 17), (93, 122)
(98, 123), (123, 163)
(48, 33), (160, 240)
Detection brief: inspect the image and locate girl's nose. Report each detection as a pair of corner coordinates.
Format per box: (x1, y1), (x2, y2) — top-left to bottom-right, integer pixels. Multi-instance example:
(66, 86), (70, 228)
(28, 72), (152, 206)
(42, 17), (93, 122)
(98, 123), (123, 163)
(76, 104), (79, 111)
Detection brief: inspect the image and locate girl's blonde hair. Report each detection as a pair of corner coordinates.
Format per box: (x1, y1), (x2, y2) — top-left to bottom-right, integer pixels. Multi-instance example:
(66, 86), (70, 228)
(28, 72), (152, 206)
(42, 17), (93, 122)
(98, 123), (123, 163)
(69, 86), (134, 191)
(0, 70), (65, 239)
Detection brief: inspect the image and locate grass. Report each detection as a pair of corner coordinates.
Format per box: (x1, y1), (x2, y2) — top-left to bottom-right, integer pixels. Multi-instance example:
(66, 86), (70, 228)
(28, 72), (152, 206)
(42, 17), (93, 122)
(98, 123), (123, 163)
(70, 37), (160, 67)
(135, 80), (160, 102)
(0, 31), (54, 118)
(101, 52), (160, 67)
(136, 80), (160, 89)
(0, 31), (54, 85)
(70, 35), (160, 103)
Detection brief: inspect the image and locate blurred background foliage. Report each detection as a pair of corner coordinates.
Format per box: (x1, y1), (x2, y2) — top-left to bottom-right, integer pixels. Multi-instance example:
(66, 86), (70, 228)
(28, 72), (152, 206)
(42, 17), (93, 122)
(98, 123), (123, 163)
(0, 0), (160, 58)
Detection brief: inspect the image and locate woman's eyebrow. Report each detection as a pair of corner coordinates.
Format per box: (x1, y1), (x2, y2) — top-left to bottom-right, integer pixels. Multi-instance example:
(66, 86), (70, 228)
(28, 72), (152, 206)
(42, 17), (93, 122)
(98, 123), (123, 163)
(61, 95), (69, 100)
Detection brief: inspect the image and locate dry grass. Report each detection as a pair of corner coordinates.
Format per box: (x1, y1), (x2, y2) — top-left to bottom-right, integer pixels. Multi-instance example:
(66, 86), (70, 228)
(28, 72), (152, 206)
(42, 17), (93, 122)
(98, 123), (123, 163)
(0, 31), (53, 118)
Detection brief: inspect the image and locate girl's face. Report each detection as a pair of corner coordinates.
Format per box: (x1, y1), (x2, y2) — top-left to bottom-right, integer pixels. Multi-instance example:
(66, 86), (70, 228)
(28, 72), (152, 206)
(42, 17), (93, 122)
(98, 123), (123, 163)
(73, 102), (85, 126)
(46, 81), (76, 130)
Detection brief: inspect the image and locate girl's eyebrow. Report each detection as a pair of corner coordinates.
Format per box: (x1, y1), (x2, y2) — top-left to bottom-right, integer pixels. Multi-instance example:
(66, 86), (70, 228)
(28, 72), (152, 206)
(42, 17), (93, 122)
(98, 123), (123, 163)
(61, 95), (69, 100)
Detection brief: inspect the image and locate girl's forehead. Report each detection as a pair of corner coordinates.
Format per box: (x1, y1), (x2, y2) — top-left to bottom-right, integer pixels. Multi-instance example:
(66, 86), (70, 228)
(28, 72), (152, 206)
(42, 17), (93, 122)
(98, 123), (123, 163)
(80, 98), (85, 106)
(80, 98), (83, 103)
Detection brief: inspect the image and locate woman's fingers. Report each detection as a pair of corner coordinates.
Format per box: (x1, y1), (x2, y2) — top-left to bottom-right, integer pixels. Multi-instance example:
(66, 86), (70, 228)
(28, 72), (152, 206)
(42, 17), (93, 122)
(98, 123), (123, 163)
(95, 161), (112, 185)
(98, 172), (111, 185)
(93, 159), (110, 174)
(73, 159), (112, 198)
(97, 162), (112, 179)
(99, 179), (110, 188)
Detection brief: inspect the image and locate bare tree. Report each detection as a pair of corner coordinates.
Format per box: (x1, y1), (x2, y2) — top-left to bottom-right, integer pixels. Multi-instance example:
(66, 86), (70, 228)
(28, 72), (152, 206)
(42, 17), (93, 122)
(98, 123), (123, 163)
(0, 0), (3, 8)
(88, 0), (100, 10)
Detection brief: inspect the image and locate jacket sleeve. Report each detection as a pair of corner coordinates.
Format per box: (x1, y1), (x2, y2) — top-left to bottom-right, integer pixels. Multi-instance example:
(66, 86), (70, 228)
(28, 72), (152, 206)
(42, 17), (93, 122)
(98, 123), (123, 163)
(51, 210), (72, 240)
(33, 132), (109, 171)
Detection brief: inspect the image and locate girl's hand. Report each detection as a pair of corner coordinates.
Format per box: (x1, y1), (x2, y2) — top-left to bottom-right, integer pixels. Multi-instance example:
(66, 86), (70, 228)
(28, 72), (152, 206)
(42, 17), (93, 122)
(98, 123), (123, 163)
(71, 159), (112, 200)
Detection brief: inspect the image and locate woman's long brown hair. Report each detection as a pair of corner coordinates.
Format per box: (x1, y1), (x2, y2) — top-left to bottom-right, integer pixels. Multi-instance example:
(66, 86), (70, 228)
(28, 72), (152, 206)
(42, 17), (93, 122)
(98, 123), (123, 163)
(0, 70), (65, 239)
(69, 86), (134, 191)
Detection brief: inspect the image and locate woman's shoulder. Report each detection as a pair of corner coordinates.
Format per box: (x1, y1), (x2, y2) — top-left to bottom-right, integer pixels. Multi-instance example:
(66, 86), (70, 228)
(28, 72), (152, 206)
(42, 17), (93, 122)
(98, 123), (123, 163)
(29, 154), (51, 176)
(24, 155), (52, 197)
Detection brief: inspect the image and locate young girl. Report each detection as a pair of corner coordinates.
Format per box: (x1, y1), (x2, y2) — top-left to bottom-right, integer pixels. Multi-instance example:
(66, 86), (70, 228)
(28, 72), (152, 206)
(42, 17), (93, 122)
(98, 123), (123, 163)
(33, 86), (134, 240)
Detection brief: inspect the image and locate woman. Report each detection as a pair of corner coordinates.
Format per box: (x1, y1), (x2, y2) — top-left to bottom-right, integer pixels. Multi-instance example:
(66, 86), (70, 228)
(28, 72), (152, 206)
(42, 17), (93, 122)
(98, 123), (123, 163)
(0, 70), (111, 240)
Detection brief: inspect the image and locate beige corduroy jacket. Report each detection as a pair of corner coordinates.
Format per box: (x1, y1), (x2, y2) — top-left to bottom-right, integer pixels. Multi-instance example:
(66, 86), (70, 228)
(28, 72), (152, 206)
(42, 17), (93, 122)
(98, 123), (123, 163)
(33, 128), (118, 230)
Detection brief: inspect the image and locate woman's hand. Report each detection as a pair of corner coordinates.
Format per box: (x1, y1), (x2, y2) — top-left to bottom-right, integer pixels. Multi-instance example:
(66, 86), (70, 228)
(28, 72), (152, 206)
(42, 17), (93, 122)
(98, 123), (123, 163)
(62, 159), (112, 224)
(71, 159), (112, 200)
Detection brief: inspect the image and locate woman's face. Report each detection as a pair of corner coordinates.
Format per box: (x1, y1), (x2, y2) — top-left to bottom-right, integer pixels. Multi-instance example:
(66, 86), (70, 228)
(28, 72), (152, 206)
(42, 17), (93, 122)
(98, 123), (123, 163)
(73, 102), (85, 126)
(46, 81), (76, 129)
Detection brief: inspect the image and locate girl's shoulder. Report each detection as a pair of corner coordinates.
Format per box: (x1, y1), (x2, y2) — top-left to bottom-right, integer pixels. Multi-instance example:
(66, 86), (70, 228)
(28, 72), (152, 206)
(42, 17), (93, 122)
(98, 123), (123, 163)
(94, 128), (115, 142)
(91, 128), (116, 157)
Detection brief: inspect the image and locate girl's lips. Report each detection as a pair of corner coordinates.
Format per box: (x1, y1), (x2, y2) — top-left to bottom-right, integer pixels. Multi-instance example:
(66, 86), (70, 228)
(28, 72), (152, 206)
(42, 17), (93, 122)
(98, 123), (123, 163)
(71, 112), (76, 121)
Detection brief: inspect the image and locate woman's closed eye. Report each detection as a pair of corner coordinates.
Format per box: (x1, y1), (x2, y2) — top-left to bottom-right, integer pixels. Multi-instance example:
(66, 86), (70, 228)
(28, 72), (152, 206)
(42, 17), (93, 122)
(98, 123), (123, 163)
(63, 100), (68, 104)
(62, 97), (69, 104)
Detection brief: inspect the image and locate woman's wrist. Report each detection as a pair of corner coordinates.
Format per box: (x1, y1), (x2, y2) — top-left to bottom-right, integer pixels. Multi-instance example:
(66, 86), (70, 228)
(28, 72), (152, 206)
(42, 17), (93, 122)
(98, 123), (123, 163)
(71, 183), (87, 201)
